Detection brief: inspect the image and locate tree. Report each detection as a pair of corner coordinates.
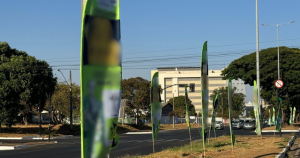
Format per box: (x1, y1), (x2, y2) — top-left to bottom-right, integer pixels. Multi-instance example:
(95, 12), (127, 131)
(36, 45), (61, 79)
(221, 47), (300, 125)
(0, 42), (57, 129)
(122, 77), (150, 125)
(209, 86), (246, 119)
(168, 96), (196, 118)
(49, 83), (80, 124)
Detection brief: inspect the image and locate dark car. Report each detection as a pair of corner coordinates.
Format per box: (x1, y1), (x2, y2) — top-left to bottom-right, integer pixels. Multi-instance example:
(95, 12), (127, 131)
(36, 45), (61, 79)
(243, 120), (255, 130)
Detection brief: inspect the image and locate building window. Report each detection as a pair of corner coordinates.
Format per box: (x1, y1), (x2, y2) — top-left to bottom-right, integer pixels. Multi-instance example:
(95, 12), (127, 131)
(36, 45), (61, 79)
(241, 89), (243, 91)
(237, 89), (239, 91)
(237, 83), (239, 85)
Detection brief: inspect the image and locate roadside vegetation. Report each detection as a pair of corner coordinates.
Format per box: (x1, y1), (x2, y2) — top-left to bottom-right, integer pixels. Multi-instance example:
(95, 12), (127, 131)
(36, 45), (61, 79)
(121, 134), (295, 158)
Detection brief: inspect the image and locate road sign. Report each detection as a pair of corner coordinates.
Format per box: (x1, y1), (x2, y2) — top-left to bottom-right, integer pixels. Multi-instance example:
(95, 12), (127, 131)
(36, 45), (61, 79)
(275, 79), (284, 88)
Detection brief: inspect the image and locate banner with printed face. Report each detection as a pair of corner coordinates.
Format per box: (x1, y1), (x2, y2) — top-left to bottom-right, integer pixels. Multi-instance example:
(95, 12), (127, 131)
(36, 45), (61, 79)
(151, 72), (162, 141)
(228, 78), (235, 147)
(211, 93), (219, 130)
(80, 0), (121, 157)
(185, 85), (191, 133)
(272, 107), (276, 125)
(201, 41), (209, 146)
(253, 81), (261, 135)
(276, 98), (282, 132)
(293, 107), (296, 124)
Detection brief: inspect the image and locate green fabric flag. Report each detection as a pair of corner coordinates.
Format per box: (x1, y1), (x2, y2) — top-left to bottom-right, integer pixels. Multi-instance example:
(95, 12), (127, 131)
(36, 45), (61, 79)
(151, 72), (162, 141)
(201, 41), (209, 146)
(185, 85), (191, 133)
(290, 107), (293, 125)
(293, 107), (296, 124)
(268, 109), (271, 126)
(253, 81), (261, 135)
(81, 0), (121, 157)
(276, 98), (282, 132)
(272, 107), (276, 126)
(211, 93), (220, 131)
(228, 78), (235, 147)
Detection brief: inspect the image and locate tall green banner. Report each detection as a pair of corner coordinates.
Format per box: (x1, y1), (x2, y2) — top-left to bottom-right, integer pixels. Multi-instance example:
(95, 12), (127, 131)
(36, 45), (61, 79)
(293, 107), (296, 124)
(80, 0), (121, 157)
(211, 93), (220, 131)
(151, 72), (162, 141)
(268, 109), (271, 126)
(272, 107), (276, 125)
(290, 107), (293, 125)
(185, 85), (191, 133)
(228, 78), (235, 147)
(253, 81), (261, 135)
(276, 98), (282, 132)
(201, 41), (209, 147)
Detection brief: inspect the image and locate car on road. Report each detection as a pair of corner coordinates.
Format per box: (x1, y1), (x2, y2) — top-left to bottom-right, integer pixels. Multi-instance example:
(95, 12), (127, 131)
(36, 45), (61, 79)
(232, 120), (243, 129)
(243, 120), (256, 130)
(215, 121), (224, 130)
(239, 119), (245, 127)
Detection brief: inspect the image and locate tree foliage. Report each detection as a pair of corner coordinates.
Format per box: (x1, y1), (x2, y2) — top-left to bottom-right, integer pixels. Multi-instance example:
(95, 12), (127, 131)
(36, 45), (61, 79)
(121, 77), (151, 122)
(221, 47), (300, 124)
(49, 83), (80, 124)
(0, 42), (57, 128)
(167, 96), (196, 117)
(209, 86), (246, 119)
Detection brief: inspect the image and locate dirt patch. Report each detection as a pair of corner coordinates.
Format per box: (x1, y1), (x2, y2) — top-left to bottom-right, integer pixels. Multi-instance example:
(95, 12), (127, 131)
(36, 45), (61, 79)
(0, 124), (80, 137)
(263, 124), (300, 130)
(120, 134), (295, 158)
(117, 123), (201, 134)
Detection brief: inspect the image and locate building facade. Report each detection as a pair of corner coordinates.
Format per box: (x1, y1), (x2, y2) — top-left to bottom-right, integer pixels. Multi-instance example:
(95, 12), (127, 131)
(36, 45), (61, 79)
(151, 67), (227, 113)
(231, 79), (246, 95)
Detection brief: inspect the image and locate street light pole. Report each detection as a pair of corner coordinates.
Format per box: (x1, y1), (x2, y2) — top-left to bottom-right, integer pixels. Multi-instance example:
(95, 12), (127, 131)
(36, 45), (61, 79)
(255, 0), (261, 115)
(262, 21), (294, 79)
(58, 69), (73, 132)
(277, 24), (280, 79)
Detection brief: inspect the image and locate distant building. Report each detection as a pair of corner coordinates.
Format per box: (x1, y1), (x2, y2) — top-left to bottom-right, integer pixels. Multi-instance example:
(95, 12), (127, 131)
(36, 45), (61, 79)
(151, 67), (227, 114)
(244, 101), (254, 117)
(231, 79), (246, 96)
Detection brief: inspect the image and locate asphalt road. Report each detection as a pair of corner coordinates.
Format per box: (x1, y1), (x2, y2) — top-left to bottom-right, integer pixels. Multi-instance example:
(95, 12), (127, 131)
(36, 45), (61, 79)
(0, 126), (293, 158)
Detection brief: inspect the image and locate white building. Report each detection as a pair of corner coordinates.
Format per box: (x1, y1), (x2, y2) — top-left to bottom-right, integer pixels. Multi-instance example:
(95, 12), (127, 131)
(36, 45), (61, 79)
(151, 67), (227, 113)
(232, 79), (246, 95)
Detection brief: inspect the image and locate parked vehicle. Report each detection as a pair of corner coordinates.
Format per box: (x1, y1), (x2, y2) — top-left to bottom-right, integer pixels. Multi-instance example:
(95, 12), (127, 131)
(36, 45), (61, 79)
(239, 119), (245, 126)
(243, 120), (255, 130)
(232, 120), (243, 129)
(215, 121), (224, 130)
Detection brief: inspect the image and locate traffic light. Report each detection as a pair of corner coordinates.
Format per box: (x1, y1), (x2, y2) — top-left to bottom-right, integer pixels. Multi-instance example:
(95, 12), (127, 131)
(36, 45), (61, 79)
(189, 83), (195, 92)
(3, 69), (9, 81)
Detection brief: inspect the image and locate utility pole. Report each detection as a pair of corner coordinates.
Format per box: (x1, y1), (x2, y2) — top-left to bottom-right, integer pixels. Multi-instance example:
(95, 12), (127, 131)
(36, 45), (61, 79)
(173, 93), (175, 129)
(255, 0), (261, 116)
(70, 70), (73, 132)
(49, 93), (51, 142)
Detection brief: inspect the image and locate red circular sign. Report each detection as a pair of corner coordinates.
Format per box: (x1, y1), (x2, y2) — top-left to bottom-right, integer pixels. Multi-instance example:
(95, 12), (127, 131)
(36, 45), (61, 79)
(275, 79), (284, 88)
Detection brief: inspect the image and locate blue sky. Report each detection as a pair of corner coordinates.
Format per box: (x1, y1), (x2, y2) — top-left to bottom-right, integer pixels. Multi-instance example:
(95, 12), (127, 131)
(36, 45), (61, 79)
(1, 0), (299, 102)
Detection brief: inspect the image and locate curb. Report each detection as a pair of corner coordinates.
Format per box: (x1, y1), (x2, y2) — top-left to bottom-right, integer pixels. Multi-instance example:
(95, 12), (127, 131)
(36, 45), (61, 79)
(262, 130), (299, 132)
(0, 136), (38, 140)
(0, 145), (28, 150)
(126, 131), (168, 134)
(275, 135), (297, 158)
(33, 135), (73, 140)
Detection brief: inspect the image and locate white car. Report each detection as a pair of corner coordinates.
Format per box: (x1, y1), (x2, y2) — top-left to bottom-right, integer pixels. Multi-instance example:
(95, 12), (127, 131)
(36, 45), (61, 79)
(215, 121), (224, 130)
(232, 120), (243, 129)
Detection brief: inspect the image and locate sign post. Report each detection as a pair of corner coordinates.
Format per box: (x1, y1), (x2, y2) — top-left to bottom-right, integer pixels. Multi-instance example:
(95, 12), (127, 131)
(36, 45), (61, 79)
(275, 79), (283, 137)
(275, 79), (283, 88)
